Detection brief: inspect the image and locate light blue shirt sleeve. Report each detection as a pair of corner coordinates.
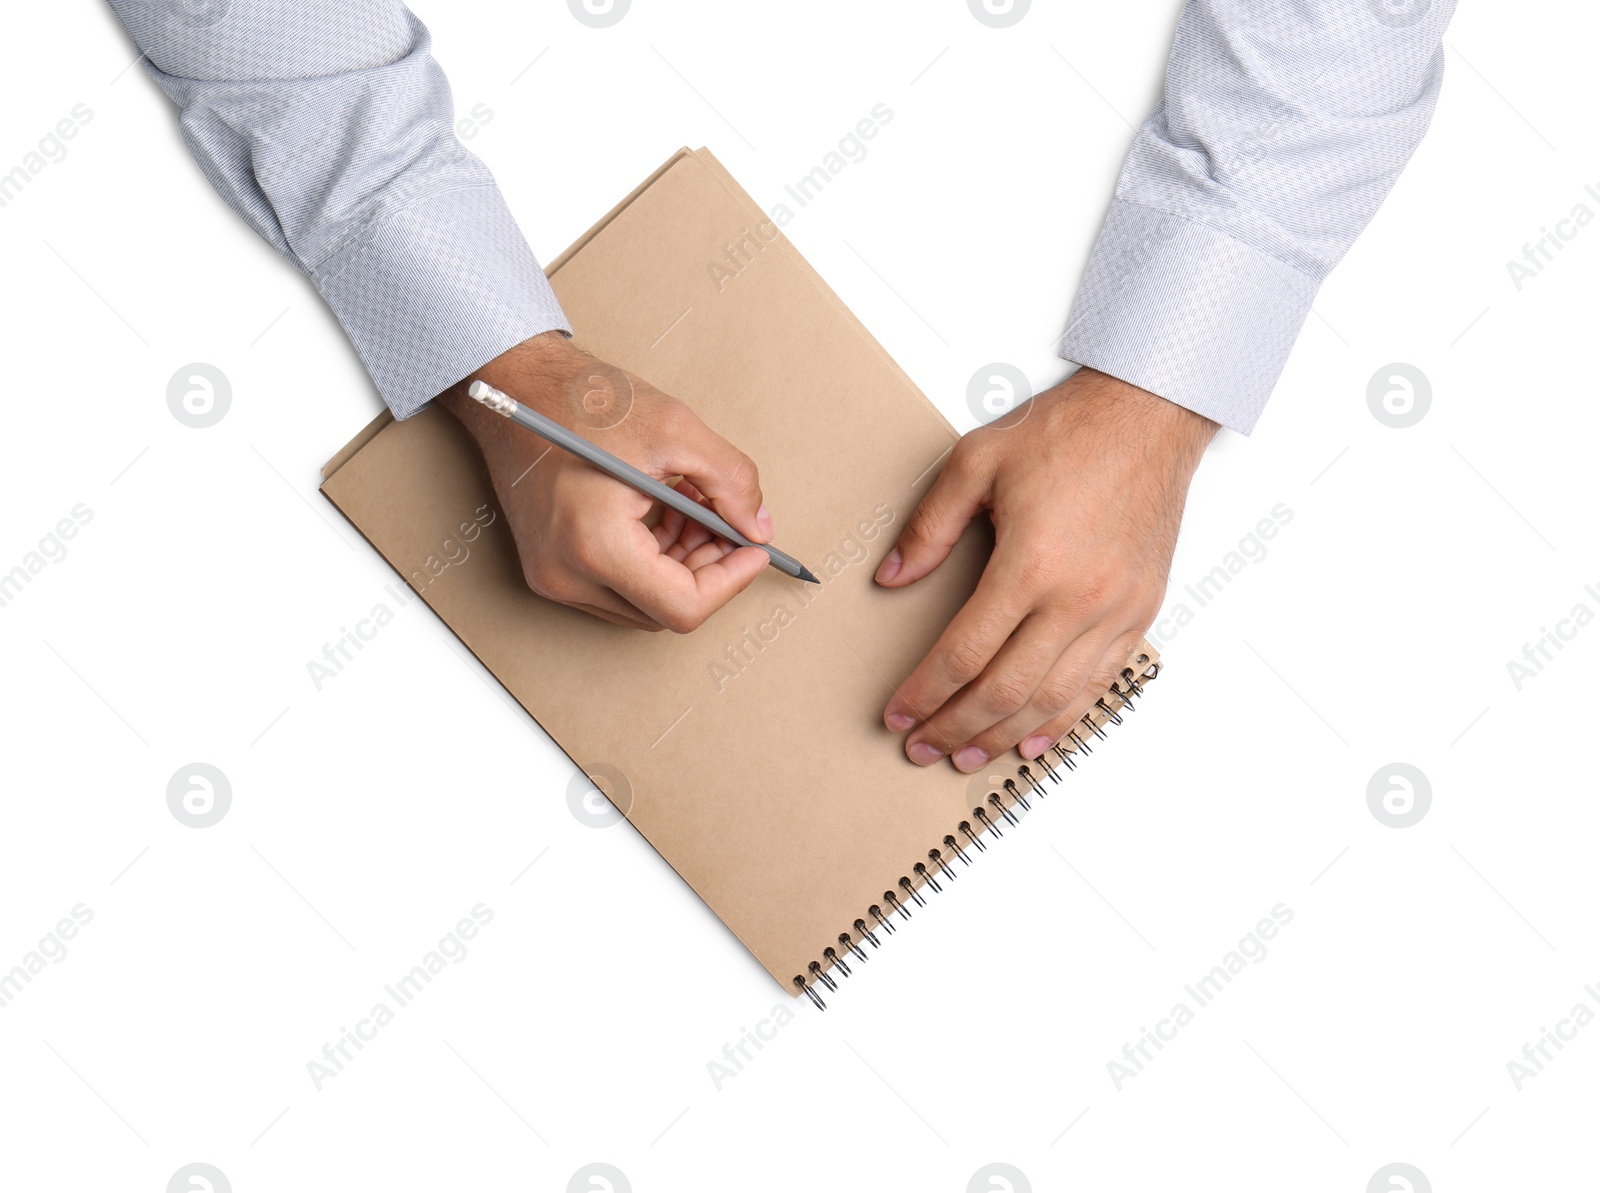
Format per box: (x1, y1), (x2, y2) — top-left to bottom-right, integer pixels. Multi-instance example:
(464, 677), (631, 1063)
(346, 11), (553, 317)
(106, 0), (570, 419)
(1059, 0), (1458, 434)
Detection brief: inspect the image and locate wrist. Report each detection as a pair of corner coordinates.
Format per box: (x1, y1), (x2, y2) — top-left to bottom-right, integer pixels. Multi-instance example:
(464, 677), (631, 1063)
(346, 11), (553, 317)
(1058, 367), (1218, 470)
(473, 331), (589, 415)
(438, 331), (590, 451)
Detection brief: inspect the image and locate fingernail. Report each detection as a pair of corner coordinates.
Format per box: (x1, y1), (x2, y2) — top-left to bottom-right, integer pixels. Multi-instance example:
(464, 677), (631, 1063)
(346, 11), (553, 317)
(1020, 735), (1052, 759)
(886, 712), (916, 732)
(875, 548), (902, 585)
(907, 741), (943, 766)
(755, 504), (774, 542)
(952, 746), (989, 773)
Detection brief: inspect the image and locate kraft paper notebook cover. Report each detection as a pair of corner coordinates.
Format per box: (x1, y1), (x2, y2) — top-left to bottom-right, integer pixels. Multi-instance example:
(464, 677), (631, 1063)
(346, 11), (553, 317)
(321, 148), (1159, 1002)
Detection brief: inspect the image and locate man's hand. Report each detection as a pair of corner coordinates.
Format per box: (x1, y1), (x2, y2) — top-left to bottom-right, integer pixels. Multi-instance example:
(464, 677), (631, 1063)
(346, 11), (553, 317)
(439, 332), (773, 632)
(877, 367), (1217, 770)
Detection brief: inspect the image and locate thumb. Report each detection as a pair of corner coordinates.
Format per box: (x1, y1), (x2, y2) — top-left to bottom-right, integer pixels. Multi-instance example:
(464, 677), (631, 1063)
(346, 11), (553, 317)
(876, 444), (988, 587)
(657, 408), (772, 545)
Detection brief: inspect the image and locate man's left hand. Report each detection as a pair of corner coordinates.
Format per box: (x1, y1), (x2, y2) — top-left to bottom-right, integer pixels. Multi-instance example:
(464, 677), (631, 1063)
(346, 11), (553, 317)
(876, 367), (1217, 771)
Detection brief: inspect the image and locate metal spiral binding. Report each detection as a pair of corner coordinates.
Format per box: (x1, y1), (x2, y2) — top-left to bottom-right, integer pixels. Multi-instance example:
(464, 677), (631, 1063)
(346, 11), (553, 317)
(794, 653), (1161, 1009)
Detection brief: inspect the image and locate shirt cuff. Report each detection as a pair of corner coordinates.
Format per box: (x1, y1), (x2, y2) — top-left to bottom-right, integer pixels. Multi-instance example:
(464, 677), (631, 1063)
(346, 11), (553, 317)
(1057, 199), (1319, 435)
(312, 183), (571, 419)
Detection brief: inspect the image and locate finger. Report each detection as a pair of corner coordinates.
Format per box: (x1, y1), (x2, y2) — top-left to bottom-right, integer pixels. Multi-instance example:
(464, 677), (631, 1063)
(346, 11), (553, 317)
(668, 516), (717, 562)
(882, 545), (1027, 735)
(597, 520), (769, 632)
(637, 544), (769, 632)
(524, 535), (665, 630)
(956, 629), (1120, 768)
(1014, 630), (1147, 761)
(538, 574), (664, 631)
(680, 538), (735, 571)
(902, 612), (1087, 770)
(660, 522), (716, 563)
(551, 571), (664, 630)
(566, 599), (663, 632)
(651, 481), (717, 558)
(657, 410), (772, 545)
(652, 503), (686, 552)
(874, 442), (989, 588)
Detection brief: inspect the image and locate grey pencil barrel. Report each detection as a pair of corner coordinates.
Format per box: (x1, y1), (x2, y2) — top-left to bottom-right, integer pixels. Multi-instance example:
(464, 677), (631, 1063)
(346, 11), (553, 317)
(467, 380), (816, 582)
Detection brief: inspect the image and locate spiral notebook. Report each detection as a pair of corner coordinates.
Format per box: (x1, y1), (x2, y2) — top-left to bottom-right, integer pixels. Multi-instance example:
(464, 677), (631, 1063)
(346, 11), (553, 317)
(321, 148), (1159, 1005)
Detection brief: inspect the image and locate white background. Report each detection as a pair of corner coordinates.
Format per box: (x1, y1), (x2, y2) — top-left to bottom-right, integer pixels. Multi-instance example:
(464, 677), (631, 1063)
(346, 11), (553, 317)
(1, 1), (1595, 1190)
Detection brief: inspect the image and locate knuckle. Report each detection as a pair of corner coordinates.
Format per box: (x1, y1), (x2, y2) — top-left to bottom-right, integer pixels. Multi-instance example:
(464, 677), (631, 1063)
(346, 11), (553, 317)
(1085, 662), (1121, 696)
(899, 509), (941, 551)
(1062, 571), (1116, 616)
(660, 603), (706, 635)
(644, 400), (682, 442)
(723, 451), (758, 497)
(562, 535), (604, 575)
(1035, 672), (1086, 715)
(1011, 554), (1063, 597)
(1078, 571), (1115, 606)
(943, 441), (974, 480)
(939, 638), (989, 687)
(982, 670), (1033, 715)
(948, 434), (986, 474)
(660, 397), (697, 436)
(523, 559), (572, 603)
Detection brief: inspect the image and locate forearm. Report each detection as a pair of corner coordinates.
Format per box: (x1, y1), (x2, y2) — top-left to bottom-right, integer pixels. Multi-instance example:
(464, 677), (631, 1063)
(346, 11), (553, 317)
(106, 0), (569, 416)
(1060, 0), (1458, 433)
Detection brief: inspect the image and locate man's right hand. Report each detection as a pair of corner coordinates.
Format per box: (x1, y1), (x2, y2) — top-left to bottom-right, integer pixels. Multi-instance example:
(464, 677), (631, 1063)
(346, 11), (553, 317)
(438, 332), (773, 632)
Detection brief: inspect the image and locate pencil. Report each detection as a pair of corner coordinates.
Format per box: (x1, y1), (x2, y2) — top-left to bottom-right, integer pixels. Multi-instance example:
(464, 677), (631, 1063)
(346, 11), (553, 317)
(467, 379), (820, 584)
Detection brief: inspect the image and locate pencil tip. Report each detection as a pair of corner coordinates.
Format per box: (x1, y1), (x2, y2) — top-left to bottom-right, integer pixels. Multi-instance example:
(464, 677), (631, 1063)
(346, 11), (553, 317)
(797, 566), (821, 584)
